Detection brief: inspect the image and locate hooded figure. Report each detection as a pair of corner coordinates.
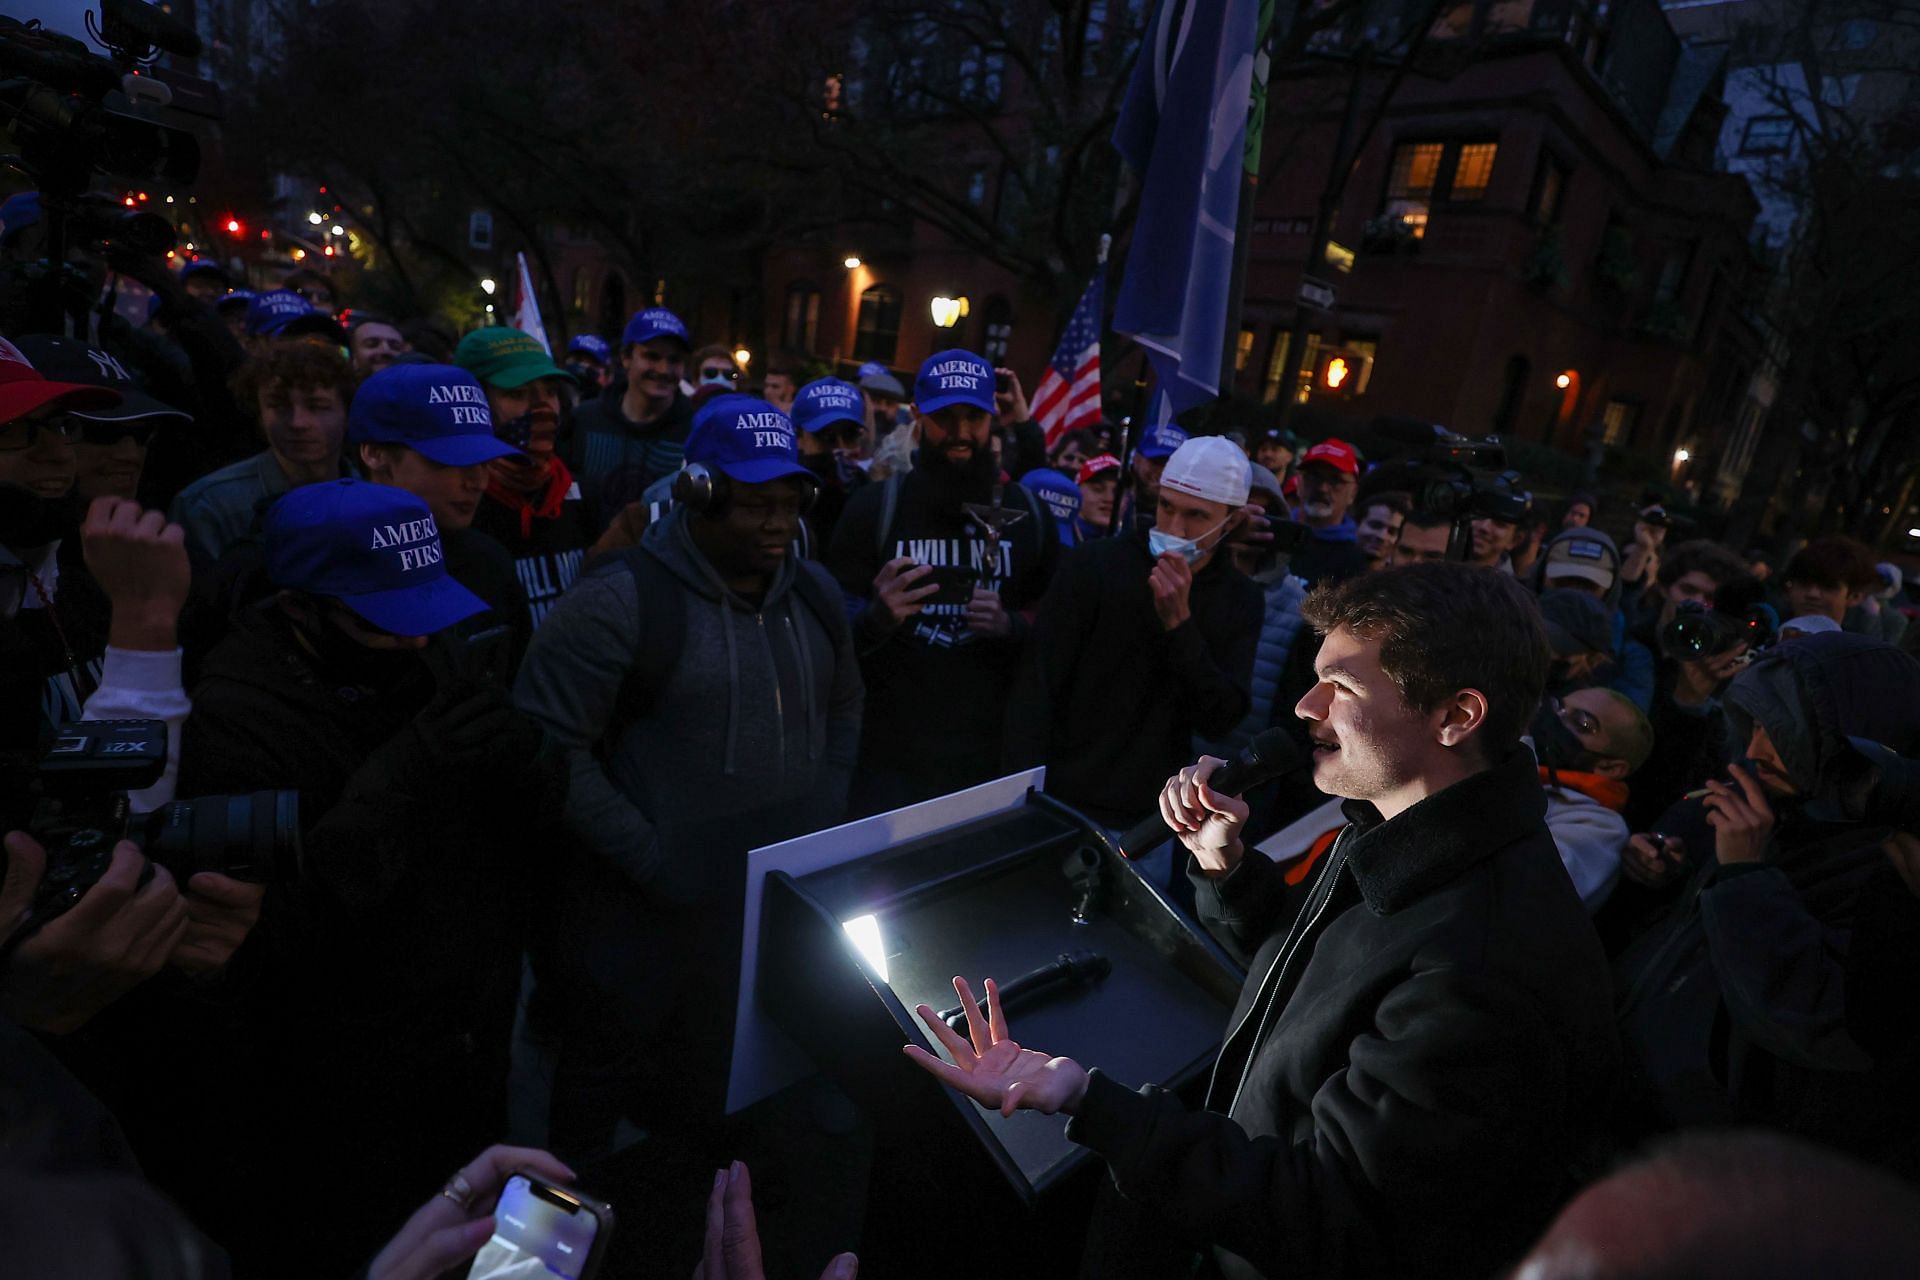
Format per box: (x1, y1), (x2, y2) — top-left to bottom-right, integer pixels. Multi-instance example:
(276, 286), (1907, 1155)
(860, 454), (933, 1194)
(1613, 632), (1920, 1173)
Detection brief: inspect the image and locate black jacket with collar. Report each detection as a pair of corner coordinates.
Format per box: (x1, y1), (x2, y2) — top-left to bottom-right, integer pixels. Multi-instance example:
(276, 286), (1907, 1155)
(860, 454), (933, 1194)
(1065, 748), (1619, 1280)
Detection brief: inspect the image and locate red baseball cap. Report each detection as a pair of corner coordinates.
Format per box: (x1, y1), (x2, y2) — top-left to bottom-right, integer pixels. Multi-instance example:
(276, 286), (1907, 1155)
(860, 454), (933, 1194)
(1299, 438), (1361, 476)
(0, 336), (120, 425)
(1076, 453), (1121, 485)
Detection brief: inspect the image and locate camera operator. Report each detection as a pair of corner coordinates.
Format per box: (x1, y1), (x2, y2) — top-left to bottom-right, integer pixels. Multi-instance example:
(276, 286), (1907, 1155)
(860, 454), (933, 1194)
(906, 564), (1617, 1280)
(171, 478), (559, 1274)
(1390, 507), (1451, 564)
(1619, 540), (1755, 832)
(1006, 436), (1261, 832)
(1613, 632), (1920, 1173)
(825, 348), (1056, 815)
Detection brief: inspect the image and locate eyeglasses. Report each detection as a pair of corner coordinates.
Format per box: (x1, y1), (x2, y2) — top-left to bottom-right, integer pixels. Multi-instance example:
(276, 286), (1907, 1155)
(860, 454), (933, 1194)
(76, 420), (160, 449)
(699, 367), (739, 382)
(0, 416), (83, 452)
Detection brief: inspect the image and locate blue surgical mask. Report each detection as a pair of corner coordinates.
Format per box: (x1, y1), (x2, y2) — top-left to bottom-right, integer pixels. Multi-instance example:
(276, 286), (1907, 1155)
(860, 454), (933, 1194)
(1148, 519), (1228, 565)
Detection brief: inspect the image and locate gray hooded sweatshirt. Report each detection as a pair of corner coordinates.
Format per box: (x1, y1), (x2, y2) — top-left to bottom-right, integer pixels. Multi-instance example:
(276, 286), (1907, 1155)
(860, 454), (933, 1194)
(513, 507), (862, 891)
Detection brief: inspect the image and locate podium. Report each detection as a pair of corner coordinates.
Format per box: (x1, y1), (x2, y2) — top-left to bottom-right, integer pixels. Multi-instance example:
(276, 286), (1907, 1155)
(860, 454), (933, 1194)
(729, 772), (1243, 1210)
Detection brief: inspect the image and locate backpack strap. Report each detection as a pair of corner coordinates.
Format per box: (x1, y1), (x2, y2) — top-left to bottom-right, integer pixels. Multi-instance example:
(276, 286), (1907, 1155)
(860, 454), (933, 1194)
(874, 472), (904, 562)
(598, 544), (685, 730)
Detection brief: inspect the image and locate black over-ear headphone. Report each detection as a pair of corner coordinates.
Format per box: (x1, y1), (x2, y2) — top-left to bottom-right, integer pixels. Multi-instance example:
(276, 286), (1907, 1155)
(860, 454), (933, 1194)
(673, 463), (819, 518)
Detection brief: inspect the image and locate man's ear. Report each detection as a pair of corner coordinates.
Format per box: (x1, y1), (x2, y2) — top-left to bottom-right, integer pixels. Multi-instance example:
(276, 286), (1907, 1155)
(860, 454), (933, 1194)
(1436, 688), (1490, 748)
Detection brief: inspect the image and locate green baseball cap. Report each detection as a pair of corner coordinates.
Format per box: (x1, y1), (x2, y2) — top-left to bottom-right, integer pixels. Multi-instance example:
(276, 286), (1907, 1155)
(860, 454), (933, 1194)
(452, 327), (577, 389)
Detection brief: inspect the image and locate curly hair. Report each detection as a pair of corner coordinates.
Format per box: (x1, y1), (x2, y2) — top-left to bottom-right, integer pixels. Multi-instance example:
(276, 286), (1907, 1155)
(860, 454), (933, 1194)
(229, 343), (354, 422)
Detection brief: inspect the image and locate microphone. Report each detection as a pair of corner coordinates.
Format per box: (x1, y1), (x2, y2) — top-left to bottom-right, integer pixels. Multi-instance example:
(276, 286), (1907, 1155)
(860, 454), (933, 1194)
(938, 950), (1112, 1032)
(1116, 727), (1308, 857)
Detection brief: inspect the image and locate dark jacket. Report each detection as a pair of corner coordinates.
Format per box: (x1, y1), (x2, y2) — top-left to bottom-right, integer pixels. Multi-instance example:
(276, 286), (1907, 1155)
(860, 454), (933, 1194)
(825, 463), (1058, 814)
(1287, 520), (1368, 589)
(1008, 531), (1261, 826)
(1612, 632), (1920, 1172)
(568, 382), (693, 531)
(1065, 749), (1619, 1280)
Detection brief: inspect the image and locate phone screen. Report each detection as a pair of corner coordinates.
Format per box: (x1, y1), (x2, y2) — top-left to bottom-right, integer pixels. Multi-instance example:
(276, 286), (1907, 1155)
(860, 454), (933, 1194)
(467, 1175), (599, 1280)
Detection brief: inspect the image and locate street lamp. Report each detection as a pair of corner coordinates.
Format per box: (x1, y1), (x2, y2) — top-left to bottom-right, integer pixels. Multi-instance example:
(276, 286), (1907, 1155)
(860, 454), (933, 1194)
(330, 224), (344, 237)
(1554, 371), (1573, 390)
(843, 255), (861, 269)
(734, 346), (752, 369)
(480, 278), (497, 295)
(307, 211), (323, 225)
(1673, 448), (1691, 464)
(930, 295), (969, 328)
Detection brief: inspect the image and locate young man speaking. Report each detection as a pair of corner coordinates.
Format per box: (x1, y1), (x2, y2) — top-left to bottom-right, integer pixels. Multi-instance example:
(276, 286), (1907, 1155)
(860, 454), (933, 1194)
(905, 563), (1619, 1280)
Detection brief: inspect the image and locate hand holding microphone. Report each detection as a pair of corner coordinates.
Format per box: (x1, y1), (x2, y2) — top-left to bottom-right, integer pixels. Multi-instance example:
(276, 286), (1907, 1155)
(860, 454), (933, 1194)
(1119, 728), (1307, 869)
(1161, 757), (1252, 876)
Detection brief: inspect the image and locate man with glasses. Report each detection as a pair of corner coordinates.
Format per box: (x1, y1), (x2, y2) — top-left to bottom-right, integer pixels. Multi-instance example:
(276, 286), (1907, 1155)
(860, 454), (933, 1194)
(0, 337), (122, 730)
(570, 307), (694, 531)
(1288, 438), (1370, 588)
(689, 344), (741, 391)
(283, 267), (338, 315)
(792, 376), (870, 547)
(12, 336), (191, 505)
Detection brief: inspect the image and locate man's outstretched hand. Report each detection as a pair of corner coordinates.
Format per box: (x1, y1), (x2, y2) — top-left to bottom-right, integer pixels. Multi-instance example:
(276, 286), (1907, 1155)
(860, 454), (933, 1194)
(902, 976), (1089, 1118)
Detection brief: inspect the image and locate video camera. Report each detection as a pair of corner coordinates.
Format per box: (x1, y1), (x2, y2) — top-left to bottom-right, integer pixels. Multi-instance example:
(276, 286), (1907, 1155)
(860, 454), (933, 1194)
(1660, 577), (1778, 664)
(1364, 418), (1531, 559)
(2, 4), (223, 329)
(16, 720), (300, 928)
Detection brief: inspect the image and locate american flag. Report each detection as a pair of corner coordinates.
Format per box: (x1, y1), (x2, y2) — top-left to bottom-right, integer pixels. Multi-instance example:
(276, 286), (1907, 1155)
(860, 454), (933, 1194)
(1031, 274), (1104, 446)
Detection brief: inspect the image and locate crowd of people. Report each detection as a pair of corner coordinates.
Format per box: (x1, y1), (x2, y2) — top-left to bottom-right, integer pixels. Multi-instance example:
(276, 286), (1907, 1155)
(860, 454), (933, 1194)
(2, 227), (1919, 1280)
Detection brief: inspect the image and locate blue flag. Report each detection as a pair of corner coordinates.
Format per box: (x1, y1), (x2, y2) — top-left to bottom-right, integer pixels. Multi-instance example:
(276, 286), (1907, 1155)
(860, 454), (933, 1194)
(1112, 0), (1260, 425)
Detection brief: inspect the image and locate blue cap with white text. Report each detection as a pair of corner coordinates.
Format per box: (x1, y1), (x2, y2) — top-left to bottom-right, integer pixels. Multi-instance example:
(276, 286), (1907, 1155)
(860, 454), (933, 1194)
(263, 479), (487, 636)
(1023, 468), (1082, 547)
(1137, 421), (1189, 459)
(567, 334), (611, 361)
(914, 348), (995, 414)
(792, 377), (866, 435)
(686, 395), (813, 485)
(621, 306), (690, 349)
(245, 289), (317, 337)
(348, 364), (524, 467)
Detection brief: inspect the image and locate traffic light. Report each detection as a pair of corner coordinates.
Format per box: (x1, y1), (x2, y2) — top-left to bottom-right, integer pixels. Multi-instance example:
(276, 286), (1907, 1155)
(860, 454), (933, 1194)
(1316, 347), (1372, 397)
(223, 215), (244, 237)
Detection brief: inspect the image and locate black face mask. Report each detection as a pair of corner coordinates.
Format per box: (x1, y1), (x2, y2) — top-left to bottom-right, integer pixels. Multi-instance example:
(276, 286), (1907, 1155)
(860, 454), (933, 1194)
(0, 484), (82, 551)
(1531, 700), (1599, 773)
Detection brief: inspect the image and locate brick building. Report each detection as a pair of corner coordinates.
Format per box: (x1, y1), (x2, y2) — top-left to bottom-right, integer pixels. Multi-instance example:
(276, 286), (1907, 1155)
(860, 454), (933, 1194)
(1237, 0), (1763, 498)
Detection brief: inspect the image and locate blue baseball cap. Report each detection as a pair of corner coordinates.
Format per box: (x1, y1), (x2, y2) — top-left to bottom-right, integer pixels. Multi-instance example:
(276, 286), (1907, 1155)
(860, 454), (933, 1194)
(567, 334), (611, 361)
(686, 395), (812, 486)
(263, 479), (487, 636)
(1023, 468), (1082, 546)
(348, 364), (523, 466)
(791, 377), (865, 435)
(0, 191), (39, 247)
(215, 288), (256, 313)
(178, 257), (229, 285)
(915, 348), (995, 414)
(1137, 421), (1189, 460)
(246, 289), (317, 337)
(856, 360), (888, 379)
(621, 307), (690, 350)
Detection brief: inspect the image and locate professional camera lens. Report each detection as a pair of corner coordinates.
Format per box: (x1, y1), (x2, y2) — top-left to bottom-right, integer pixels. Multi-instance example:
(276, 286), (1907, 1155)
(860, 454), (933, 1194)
(143, 790), (302, 886)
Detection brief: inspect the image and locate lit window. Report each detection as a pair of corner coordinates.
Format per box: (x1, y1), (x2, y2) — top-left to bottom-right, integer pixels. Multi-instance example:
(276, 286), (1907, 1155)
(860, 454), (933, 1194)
(1384, 141), (1444, 238)
(1452, 142), (1498, 201)
(1236, 326), (1255, 372)
(1601, 399), (1640, 447)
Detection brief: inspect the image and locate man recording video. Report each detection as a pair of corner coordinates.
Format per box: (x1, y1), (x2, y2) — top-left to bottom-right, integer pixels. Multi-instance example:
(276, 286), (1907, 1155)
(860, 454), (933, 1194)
(905, 563), (1617, 1280)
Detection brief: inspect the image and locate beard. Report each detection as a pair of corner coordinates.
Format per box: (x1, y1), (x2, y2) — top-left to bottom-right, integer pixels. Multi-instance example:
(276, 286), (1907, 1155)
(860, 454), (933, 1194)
(916, 439), (996, 507)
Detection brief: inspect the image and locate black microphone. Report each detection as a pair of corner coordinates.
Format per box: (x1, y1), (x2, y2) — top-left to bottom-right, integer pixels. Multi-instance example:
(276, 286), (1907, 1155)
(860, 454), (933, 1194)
(1116, 727), (1308, 857)
(938, 950), (1112, 1032)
